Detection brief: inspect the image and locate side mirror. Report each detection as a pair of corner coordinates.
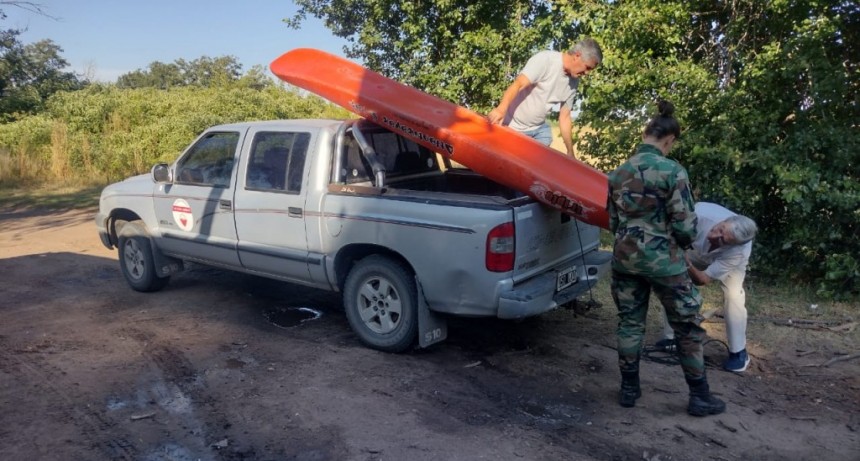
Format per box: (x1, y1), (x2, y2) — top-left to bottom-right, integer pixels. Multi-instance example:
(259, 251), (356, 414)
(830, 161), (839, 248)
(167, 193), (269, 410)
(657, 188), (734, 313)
(151, 163), (172, 183)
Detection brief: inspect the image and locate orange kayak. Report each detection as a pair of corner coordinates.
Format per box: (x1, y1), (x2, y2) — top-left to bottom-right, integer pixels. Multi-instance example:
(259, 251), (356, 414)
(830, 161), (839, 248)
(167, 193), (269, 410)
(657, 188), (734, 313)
(270, 48), (609, 229)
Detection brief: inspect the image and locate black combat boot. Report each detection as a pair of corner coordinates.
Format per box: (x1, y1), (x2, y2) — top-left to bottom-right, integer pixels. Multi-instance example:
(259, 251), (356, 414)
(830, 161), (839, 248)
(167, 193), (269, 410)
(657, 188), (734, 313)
(686, 376), (726, 416)
(619, 370), (641, 408)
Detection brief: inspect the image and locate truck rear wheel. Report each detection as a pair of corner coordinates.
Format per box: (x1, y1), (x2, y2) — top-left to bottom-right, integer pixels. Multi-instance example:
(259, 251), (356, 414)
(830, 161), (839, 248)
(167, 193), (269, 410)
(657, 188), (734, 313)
(343, 255), (418, 352)
(117, 221), (169, 292)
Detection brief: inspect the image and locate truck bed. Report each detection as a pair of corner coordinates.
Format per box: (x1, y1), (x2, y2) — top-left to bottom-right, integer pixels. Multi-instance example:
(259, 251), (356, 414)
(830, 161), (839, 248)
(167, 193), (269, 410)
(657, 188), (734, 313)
(387, 169), (527, 201)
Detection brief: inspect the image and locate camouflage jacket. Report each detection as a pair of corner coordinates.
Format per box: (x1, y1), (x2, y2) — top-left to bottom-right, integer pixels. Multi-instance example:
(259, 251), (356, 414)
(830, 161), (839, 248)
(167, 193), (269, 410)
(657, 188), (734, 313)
(607, 143), (697, 276)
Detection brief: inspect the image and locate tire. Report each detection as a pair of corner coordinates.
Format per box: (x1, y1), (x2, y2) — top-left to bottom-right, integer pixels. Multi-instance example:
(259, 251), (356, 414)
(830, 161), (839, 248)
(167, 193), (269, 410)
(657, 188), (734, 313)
(343, 255), (418, 352)
(117, 222), (170, 292)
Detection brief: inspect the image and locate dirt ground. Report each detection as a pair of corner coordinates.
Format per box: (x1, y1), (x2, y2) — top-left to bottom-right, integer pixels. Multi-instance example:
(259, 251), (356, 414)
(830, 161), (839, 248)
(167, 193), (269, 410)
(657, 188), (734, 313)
(1, 207), (858, 461)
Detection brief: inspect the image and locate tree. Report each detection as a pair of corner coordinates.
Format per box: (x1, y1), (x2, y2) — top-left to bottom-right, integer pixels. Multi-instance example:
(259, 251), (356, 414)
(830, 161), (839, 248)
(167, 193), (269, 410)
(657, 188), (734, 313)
(0, 24), (22, 101)
(574, 1), (858, 298)
(117, 55), (255, 89)
(288, 0), (859, 297)
(237, 64), (276, 90)
(117, 61), (183, 89)
(1, 3), (84, 120)
(0, 2), (55, 19)
(1, 36), (84, 119)
(287, 0), (562, 108)
(177, 56), (242, 87)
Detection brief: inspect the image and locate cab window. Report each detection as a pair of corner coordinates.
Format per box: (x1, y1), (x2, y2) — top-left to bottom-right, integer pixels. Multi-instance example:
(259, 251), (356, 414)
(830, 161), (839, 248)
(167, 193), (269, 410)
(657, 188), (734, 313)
(337, 128), (436, 185)
(246, 131), (311, 193)
(175, 132), (239, 187)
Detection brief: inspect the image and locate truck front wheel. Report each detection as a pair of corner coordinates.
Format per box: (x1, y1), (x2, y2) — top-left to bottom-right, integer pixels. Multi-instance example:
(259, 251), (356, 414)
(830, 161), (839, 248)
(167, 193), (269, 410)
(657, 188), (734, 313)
(117, 221), (170, 292)
(343, 255), (418, 352)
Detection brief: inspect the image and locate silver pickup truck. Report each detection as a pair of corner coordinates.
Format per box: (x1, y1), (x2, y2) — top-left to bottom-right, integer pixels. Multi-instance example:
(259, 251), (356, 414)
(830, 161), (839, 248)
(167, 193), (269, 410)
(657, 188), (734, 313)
(96, 119), (611, 352)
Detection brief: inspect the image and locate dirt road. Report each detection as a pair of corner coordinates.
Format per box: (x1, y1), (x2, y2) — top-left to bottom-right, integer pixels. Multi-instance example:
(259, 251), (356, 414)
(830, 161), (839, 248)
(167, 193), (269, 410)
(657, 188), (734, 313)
(1, 207), (858, 460)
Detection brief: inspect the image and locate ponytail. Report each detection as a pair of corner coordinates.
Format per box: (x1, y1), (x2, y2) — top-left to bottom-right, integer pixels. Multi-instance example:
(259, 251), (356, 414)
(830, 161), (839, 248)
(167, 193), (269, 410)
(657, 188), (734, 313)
(644, 99), (681, 140)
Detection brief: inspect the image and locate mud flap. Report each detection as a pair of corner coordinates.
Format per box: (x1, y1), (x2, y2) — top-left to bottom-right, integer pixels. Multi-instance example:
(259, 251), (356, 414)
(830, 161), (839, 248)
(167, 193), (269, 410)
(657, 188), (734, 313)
(416, 277), (447, 348)
(152, 247), (183, 278)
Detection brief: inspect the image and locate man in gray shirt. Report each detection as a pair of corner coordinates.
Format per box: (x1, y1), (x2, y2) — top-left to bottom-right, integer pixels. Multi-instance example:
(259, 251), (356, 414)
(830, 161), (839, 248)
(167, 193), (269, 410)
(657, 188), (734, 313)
(487, 38), (602, 158)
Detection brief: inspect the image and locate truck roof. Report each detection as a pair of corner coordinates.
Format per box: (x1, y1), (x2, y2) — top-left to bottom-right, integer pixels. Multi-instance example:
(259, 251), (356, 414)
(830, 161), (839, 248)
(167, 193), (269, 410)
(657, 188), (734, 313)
(209, 119), (350, 131)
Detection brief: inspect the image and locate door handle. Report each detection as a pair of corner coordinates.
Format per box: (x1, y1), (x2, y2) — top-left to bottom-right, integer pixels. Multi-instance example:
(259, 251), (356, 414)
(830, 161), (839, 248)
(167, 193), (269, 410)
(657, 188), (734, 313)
(219, 200), (232, 210)
(288, 207), (303, 217)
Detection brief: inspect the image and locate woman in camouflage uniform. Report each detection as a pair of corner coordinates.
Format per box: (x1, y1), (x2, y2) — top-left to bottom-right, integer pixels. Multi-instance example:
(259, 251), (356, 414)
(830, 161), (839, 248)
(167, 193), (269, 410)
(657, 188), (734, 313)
(606, 100), (725, 416)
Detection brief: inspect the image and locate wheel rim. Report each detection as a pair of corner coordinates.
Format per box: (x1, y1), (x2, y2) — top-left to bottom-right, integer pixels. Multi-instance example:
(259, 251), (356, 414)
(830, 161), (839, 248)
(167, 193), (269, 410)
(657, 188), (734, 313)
(355, 275), (402, 334)
(123, 239), (146, 281)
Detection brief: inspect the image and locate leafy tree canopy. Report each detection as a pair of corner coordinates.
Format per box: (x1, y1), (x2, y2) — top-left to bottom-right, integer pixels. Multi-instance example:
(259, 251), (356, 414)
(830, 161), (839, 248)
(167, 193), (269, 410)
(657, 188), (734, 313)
(117, 56), (273, 89)
(1, 5), (85, 121)
(288, 0), (859, 298)
(287, 0), (563, 108)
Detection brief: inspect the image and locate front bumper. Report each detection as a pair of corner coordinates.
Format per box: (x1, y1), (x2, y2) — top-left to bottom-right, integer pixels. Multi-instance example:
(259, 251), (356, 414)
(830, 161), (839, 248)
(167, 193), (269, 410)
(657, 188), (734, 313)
(94, 212), (114, 249)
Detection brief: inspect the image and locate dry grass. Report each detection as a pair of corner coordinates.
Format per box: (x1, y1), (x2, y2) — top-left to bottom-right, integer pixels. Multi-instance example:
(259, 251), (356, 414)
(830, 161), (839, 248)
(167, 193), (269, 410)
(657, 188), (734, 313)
(0, 184), (102, 211)
(581, 257), (859, 359)
(592, 229), (859, 356)
(743, 280), (859, 353)
(50, 122), (73, 181)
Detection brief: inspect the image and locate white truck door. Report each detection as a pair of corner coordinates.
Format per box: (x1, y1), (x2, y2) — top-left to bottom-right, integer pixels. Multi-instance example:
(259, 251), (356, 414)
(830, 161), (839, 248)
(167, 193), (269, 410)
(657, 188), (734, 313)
(233, 128), (312, 283)
(153, 130), (242, 267)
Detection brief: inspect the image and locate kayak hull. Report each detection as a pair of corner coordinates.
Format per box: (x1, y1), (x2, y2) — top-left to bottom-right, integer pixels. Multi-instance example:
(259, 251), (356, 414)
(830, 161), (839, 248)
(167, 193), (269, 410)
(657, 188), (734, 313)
(270, 48), (609, 229)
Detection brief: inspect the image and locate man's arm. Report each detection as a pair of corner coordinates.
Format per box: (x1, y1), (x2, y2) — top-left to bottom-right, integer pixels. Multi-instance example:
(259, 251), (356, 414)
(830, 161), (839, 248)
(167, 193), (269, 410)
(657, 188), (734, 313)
(558, 104), (575, 157)
(689, 249), (747, 286)
(607, 191), (619, 233)
(488, 74), (532, 124)
(685, 254), (712, 286)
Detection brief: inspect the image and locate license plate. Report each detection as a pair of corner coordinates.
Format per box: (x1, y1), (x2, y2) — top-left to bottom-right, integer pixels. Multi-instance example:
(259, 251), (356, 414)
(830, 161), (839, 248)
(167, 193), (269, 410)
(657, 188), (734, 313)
(556, 265), (578, 292)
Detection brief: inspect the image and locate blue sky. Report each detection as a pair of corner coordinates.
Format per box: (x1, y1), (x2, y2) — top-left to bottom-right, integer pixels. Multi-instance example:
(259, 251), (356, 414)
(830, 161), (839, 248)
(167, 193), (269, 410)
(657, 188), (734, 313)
(3, 0), (350, 82)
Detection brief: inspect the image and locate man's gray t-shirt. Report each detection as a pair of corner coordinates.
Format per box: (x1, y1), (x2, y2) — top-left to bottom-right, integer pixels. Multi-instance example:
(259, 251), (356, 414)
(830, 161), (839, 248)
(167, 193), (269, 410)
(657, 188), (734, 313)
(504, 50), (579, 132)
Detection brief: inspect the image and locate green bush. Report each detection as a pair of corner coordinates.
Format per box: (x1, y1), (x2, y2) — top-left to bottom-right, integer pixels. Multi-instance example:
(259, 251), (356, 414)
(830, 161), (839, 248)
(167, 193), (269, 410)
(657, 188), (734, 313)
(0, 114), (53, 183)
(0, 82), (350, 185)
(575, 1), (858, 300)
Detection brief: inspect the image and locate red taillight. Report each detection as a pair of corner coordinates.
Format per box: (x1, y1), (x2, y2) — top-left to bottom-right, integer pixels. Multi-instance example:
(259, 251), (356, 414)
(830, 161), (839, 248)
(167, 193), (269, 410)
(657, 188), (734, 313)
(486, 222), (515, 272)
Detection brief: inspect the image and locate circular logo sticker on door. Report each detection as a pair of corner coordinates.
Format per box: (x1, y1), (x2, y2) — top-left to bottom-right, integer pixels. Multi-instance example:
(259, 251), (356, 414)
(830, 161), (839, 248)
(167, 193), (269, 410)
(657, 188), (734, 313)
(172, 199), (194, 231)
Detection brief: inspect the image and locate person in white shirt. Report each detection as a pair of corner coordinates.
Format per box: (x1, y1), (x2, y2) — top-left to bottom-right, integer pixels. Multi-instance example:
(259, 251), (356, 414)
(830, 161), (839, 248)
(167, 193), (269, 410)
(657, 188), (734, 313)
(487, 38), (602, 158)
(654, 202), (758, 372)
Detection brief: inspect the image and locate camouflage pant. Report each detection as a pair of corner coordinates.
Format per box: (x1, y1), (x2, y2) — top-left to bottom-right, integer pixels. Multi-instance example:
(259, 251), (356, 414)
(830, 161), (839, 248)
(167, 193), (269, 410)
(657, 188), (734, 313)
(611, 270), (707, 381)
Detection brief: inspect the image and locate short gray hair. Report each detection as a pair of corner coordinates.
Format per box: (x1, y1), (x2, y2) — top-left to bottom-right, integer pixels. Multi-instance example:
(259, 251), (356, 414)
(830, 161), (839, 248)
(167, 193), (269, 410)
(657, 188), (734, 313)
(570, 38), (603, 66)
(726, 215), (758, 244)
